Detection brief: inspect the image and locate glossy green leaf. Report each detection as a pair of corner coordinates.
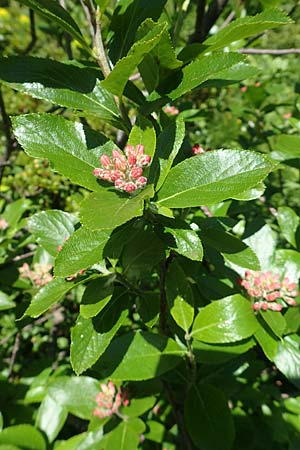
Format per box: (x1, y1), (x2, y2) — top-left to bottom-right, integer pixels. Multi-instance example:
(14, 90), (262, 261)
(0, 57), (120, 125)
(2, 198), (31, 233)
(0, 292), (15, 311)
(144, 420), (165, 443)
(80, 276), (114, 319)
(105, 417), (145, 450)
(12, 114), (114, 192)
(244, 224), (277, 271)
(274, 334), (300, 388)
(109, 0), (167, 62)
(166, 260), (194, 331)
(54, 430), (105, 450)
(80, 185), (154, 230)
(0, 425), (46, 450)
(94, 331), (184, 380)
(24, 276), (95, 318)
(269, 134), (300, 161)
(255, 316), (279, 361)
(47, 376), (99, 420)
(120, 396), (156, 417)
(28, 210), (77, 257)
(184, 383), (235, 450)
(201, 228), (260, 270)
(272, 249), (300, 282)
(150, 117), (185, 190)
(128, 116), (156, 158)
(164, 226), (203, 261)
(204, 8), (291, 51)
(232, 182), (266, 201)
(277, 206), (299, 248)
(36, 395), (68, 443)
(70, 291), (129, 375)
(157, 150), (276, 208)
(16, 0), (90, 52)
(260, 310), (286, 338)
(54, 227), (110, 277)
(102, 21), (166, 97)
(193, 338), (255, 364)
(192, 294), (258, 343)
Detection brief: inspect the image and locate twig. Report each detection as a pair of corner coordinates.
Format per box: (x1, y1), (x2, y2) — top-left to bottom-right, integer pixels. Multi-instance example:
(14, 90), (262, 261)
(203, 0), (229, 37)
(0, 251), (35, 270)
(8, 332), (20, 380)
(59, 0), (73, 60)
(219, 9), (235, 29)
(93, 6), (111, 77)
(159, 261), (169, 334)
(0, 86), (14, 185)
(190, 0), (206, 43)
(22, 9), (37, 54)
(239, 48), (300, 55)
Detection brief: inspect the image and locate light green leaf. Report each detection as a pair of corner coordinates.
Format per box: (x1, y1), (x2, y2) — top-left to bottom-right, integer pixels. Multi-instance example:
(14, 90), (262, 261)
(244, 223), (277, 271)
(232, 182), (266, 201)
(120, 396), (156, 418)
(0, 425), (46, 450)
(71, 291), (129, 375)
(94, 331), (184, 380)
(204, 8), (292, 51)
(128, 116), (156, 158)
(277, 206), (299, 248)
(2, 199), (31, 233)
(0, 57), (121, 125)
(105, 418), (145, 450)
(28, 210), (77, 257)
(15, 0), (90, 52)
(102, 21), (167, 97)
(36, 395), (68, 443)
(150, 117), (185, 190)
(164, 226), (203, 261)
(80, 185), (154, 230)
(192, 294), (258, 343)
(274, 335), (300, 388)
(260, 310), (286, 338)
(80, 276), (114, 319)
(0, 292), (15, 311)
(255, 318), (279, 361)
(54, 227), (110, 277)
(184, 383), (235, 450)
(166, 260), (194, 331)
(272, 249), (300, 282)
(157, 149), (276, 208)
(12, 114), (115, 192)
(269, 134), (300, 161)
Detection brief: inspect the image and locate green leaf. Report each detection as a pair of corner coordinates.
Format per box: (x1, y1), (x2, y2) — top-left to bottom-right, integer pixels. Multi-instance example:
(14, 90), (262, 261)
(277, 206), (299, 248)
(36, 396), (68, 443)
(166, 260), (194, 331)
(109, 0), (167, 62)
(28, 210), (77, 257)
(2, 199), (31, 232)
(94, 331), (184, 380)
(274, 335), (300, 388)
(260, 310), (286, 338)
(0, 57), (120, 125)
(105, 418), (145, 450)
(120, 396), (156, 417)
(128, 116), (156, 158)
(80, 185), (154, 230)
(80, 276), (114, 319)
(203, 8), (292, 52)
(54, 430), (105, 450)
(102, 21), (167, 97)
(0, 425), (46, 450)
(184, 383), (235, 450)
(24, 276), (95, 318)
(70, 291), (129, 375)
(201, 228), (260, 270)
(144, 420), (165, 443)
(15, 0), (90, 52)
(54, 227), (110, 277)
(232, 182), (266, 201)
(192, 294), (258, 343)
(193, 338), (255, 364)
(272, 249), (300, 282)
(157, 150), (276, 208)
(11, 114), (114, 192)
(244, 223), (277, 271)
(268, 134), (300, 161)
(149, 117), (185, 190)
(47, 376), (99, 420)
(255, 315), (279, 361)
(0, 292), (15, 311)
(164, 226), (203, 261)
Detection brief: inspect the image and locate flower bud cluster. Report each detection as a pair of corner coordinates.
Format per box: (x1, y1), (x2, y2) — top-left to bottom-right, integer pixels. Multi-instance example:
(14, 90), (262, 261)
(163, 105), (179, 116)
(239, 270), (298, 312)
(93, 145), (151, 193)
(192, 144), (205, 155)
(93, 381), (129, 419)
(19, 262), (53, 287)
(0, 218), (9, 230)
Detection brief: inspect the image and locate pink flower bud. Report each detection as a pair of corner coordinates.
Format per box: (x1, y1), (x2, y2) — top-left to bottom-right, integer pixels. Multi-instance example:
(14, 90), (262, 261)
(124, 145), (134, 157)
(288, 283), (297, 291)
(113, 157), (127, 171)
(135, 144), (144, 155)
(252, 302), (261, 310)
(139, 155), (151, 167)
(261, 302), (268, 310)
(127, 154), (137, 167)
(266, 293), (277, 302)
(136, 176), (147, 187)
(125, 182), (137, 193)
(255, 82), (261, 87)
(112, 149), (125, 160)
(130, 167), (143, 179)
(93, 168), (104, 177)
(100, 154), (112, 168)
(56, 245), (63, 252)
(285, 297), (297, 306)
(192, 144), (205, 155)
(110, 170), (123, 181)
(268, 303), (283, 311)
(290, 290), (298, 297)
(115, 179), (126, 190)
(240, 86), (247, 92)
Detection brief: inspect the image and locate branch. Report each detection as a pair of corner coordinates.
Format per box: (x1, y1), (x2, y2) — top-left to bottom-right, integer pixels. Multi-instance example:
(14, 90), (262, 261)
(0, 86), (15, 185)
(22, 9), (37, 54)
(59, 0), (73, 59)
(219, 9), (235, 29)
(190, 0), (206, 43)
(203, 0), (229, 36)
(239, 48), (300, 55)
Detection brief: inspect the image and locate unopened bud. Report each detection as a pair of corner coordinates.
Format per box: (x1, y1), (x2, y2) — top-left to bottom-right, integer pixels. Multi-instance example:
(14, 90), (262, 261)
(125, 182), (137, 193)
(135, 144), (144, 155)
(192, 144), (205, 155)
(139, 155), (151, 167)
(100, 154), (112, 168)
(130, 167), (143, 179)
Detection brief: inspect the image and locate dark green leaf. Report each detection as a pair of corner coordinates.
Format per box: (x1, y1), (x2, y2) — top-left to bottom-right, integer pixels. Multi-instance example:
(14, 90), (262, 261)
(260, 310), (286, 338)
(192, 294), (258, 343)
(80, 276), (114, 319)
(255, 315), (279, 361)
(274, 335), (300, 388)
(105, 418), (145, 450)
(193, 338), (255, 364)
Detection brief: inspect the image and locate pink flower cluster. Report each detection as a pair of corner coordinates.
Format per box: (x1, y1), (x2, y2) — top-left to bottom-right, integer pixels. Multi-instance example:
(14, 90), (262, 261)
(163, 105), (179, 116)
(19, 262), (53, 287)
(239, 270), (298, 312)
(192, 144), (205, 155)
(0, 218), (9, 230)
(93, 146), (151, 193)
(93, 381), (129, 419)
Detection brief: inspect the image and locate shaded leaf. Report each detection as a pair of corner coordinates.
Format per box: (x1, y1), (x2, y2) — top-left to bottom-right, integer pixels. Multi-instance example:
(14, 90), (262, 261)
(274, 335), (300, 388)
